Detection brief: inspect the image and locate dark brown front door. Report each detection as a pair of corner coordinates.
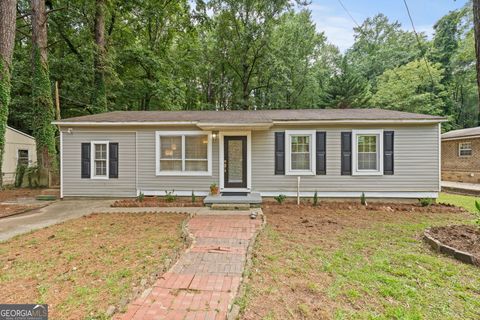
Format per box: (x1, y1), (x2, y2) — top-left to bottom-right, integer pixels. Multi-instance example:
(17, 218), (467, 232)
(224, 136), (247, 188)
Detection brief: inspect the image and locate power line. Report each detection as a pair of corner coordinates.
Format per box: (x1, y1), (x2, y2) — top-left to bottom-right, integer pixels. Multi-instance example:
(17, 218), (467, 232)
(402, 0), (435, 84)
(336, 0), (361, 29)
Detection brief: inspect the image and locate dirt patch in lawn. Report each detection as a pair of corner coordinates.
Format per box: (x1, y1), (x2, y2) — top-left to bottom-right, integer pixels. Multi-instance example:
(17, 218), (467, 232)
(0, 212), (186, 320)
(0, 188), (45, 202)
(112, 196), (204, 207)
(0, 204), (47, 219)
(429, 225), (480, 257)
(240, 202), (479, 319)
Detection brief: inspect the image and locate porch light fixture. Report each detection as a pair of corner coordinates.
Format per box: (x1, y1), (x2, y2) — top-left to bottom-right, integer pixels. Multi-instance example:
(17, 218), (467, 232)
(212, 131), (219, 142)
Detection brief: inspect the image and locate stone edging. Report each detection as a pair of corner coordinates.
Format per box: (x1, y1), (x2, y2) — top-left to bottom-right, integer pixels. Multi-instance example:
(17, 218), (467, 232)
(227, 210), (267, 320)
(424, 228), (479, 267)
(0, 202), (53, 220)
(108, 211), (194, 317)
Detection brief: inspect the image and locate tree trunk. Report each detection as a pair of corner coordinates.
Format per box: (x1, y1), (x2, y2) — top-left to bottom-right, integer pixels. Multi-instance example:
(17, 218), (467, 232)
(0, 0), (17, 188)
(474, 0), (480, 124)
(92, 0), (107, 112)
(31, 0), (57, 173)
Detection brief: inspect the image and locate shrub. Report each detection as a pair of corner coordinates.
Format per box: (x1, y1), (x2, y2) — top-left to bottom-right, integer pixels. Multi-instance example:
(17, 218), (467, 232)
(313, 191), (318, 207)
(191, 191), (196, 203)
(15, 164), (27, 187)
(136, 192), (144, 202)
(360, 192), (367, 206)
(25, 166), (40, 188)
(165, 190), (177, 202)
(274, 194), (286, 204)
(474, 201), (480, 227)
(419, 198), (434, 207)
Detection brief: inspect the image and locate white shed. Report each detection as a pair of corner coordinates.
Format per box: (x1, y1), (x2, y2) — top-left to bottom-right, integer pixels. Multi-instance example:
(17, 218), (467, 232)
(2, 126), (37, 184)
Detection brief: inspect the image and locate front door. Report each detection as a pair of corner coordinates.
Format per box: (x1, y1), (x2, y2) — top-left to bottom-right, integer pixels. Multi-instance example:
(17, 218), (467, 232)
(224, 136), (247, 188)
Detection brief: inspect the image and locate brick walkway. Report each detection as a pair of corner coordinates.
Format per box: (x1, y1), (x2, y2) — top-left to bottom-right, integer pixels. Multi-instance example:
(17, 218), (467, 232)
(115, 210), (262, 320)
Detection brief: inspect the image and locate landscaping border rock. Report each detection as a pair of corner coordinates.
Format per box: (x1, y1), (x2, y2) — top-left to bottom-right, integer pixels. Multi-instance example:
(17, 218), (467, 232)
(424, 228), (480, 267)
(227, 209), (267, 320)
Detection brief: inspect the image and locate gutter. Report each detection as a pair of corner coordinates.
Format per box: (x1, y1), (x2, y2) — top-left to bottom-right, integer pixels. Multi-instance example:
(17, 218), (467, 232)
(53, 119), (446, 127)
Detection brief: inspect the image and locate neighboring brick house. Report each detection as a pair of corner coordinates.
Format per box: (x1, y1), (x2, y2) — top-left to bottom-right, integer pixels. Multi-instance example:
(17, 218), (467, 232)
(442, 127), (480, 183)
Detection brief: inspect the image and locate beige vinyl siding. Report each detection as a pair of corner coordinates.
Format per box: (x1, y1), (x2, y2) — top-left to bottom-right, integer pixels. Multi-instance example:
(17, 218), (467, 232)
(62, 131), (136, 197)
(60, 123), (439, 197)
(252, 124), (439, 193)
(137, 128), (218, 193)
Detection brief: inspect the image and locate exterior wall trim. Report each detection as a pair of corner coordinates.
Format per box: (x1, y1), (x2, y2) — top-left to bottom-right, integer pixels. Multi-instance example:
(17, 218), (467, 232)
(60, 131), (63, 198)
(260, 191), (439, 198)
(442, 135), (480, 141)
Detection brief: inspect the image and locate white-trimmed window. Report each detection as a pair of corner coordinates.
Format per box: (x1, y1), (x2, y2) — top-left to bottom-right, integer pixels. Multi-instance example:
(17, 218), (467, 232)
(285, 130), (316, 175)
(458, 142), (472, 157)
(156, 131), (212, 176)
(352, 130), (383, 175)
(17, 149), (29, 166)
(91, 141), (109, 179)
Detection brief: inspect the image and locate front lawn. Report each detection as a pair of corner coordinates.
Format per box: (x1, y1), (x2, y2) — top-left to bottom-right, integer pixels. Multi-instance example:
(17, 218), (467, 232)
(438, 192), (479, 213)
(239, 202), (480, 319)
(0, 212), (185, 319)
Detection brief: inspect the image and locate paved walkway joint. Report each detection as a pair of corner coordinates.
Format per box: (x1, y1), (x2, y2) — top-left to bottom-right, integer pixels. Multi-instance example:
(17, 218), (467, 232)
(115, 210), (262, 320)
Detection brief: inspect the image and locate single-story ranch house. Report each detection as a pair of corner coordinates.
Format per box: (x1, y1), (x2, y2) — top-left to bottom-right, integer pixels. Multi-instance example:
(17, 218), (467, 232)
(54, 109), (444, 200)
(442, 126), (480, 183)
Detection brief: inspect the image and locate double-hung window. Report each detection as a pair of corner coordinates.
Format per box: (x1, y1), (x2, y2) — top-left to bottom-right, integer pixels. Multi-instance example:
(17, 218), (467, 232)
(352, 130), (383, 175)
(91, 141), (109, 179)
(17, 149), (29, 166)
(285, 130), (316, 175)
(156, 131), (212, 176)
(458, 142), (472, 157)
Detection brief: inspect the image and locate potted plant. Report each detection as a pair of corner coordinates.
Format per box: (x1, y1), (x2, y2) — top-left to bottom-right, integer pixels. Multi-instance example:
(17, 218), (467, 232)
(210, 183), (219, 195)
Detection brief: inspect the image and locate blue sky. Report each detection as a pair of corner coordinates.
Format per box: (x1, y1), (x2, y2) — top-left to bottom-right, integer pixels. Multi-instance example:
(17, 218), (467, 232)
(304, 0), (469, 51)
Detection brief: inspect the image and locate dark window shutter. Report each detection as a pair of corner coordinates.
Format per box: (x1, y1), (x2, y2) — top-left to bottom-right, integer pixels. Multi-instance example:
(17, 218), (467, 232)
(109, 143), (119, 178)
(316, 131), (326, 175)
(81, 143), (91, 178)
(341, 132), (352, 175)
(274, 132), (285, 175)
(384, 131), (394, 175)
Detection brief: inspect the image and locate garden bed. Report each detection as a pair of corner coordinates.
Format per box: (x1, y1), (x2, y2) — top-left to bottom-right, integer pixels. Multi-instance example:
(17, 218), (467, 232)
(0, 203), (47, 219)
(425, 225), (480, 266)
(112, 196), (204, 207)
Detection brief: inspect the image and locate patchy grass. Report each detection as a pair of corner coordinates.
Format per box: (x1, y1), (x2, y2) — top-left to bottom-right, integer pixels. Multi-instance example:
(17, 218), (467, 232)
(241, 203), (480, 320)
(438, 192), (479, 213)
(0, 212), (186, 320)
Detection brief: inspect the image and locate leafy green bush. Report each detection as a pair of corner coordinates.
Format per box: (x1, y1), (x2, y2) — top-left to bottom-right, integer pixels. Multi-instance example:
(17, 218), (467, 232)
(165, 190), (177, 202)
(419, 198), (434, 207)
(474, 201), (480, 227)
(313, 191), (318, 207)
(274, 194), (286, 204)
(136, 192), (144, 202)
(191, 191), (196, 203)
(15, 164), (27, 187)
(360, 192), (367, 206)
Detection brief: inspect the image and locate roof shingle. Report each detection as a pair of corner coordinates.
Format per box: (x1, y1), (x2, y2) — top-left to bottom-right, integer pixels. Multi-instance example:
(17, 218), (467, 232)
(56, 108), (445, 124)
(442, 127), (480, 140)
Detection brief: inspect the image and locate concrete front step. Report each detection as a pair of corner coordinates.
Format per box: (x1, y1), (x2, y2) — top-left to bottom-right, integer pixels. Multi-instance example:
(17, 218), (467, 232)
(203, 192), (262, 207)
(210, 203), (251, 210)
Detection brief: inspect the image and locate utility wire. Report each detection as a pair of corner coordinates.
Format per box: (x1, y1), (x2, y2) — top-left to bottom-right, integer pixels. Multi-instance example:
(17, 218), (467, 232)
(336, 0), (361, 29)
(402, 0), (435, 85)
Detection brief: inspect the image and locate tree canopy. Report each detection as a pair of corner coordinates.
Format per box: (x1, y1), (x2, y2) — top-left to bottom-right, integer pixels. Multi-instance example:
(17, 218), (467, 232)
(5, 0), (479, 135)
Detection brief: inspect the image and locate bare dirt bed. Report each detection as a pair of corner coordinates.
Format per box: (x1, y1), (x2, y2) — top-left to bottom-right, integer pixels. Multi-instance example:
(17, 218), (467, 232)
(0, 188), (45, 202)
(241, 202), (479, 319)
(0, 204), (46, 218)
(429, 225), (480, 257)
(0, 212), (186, 320)
(112, 196), (204, 207)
